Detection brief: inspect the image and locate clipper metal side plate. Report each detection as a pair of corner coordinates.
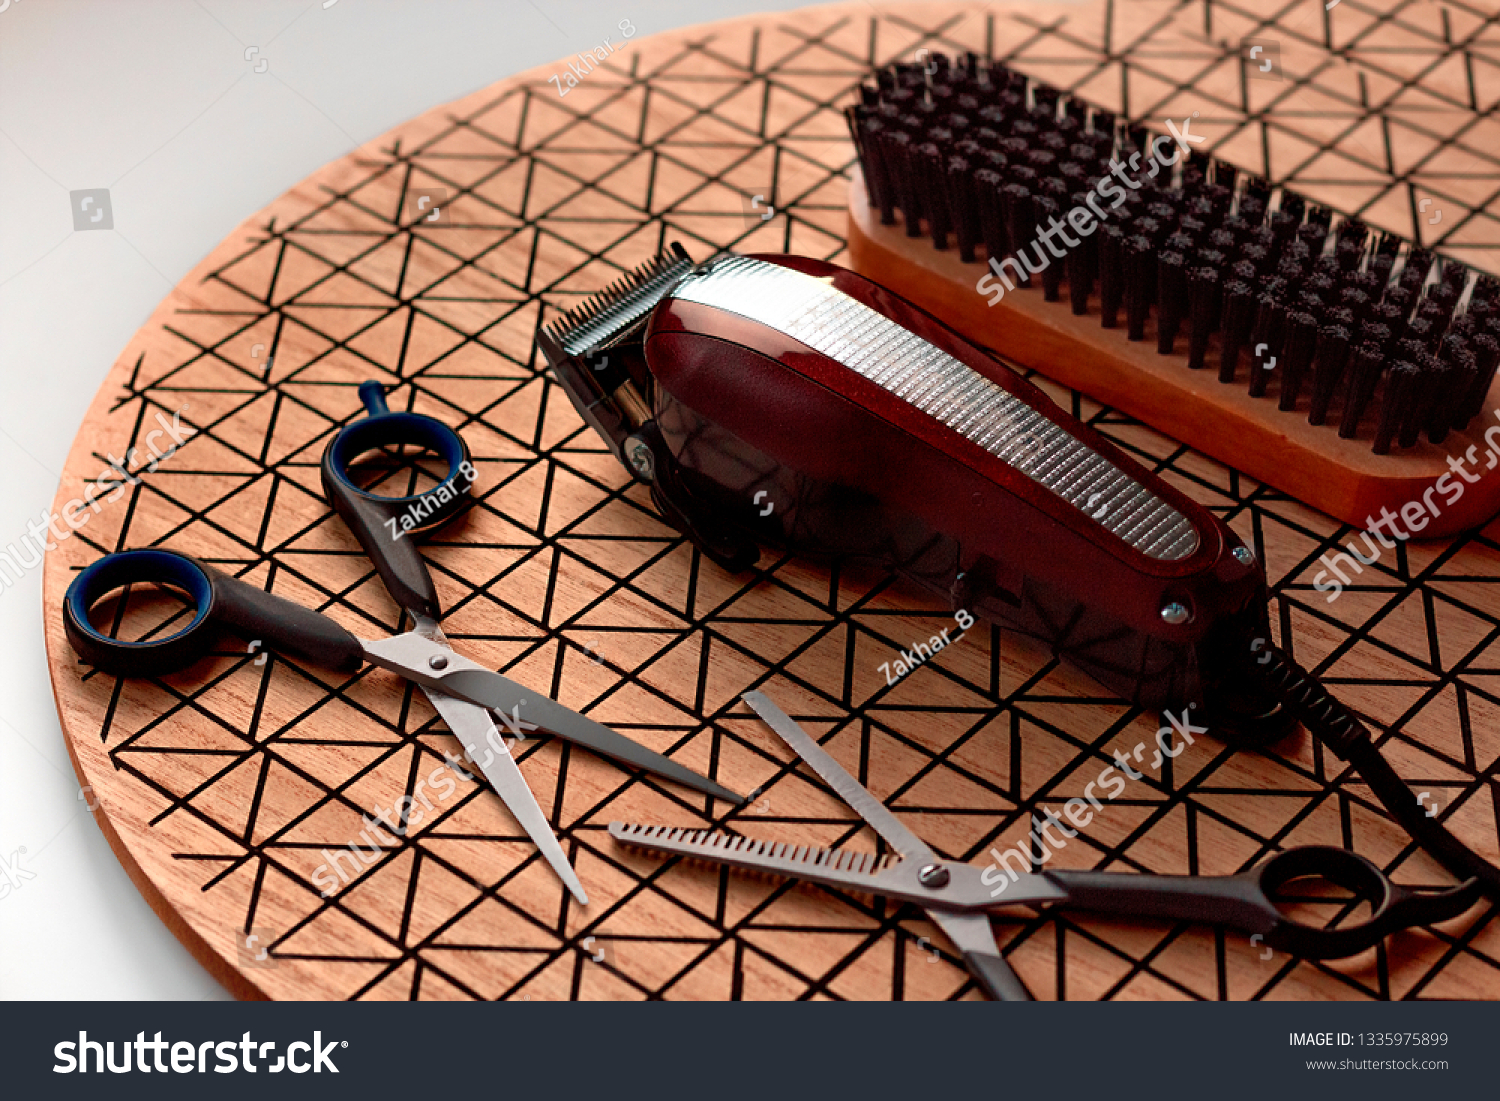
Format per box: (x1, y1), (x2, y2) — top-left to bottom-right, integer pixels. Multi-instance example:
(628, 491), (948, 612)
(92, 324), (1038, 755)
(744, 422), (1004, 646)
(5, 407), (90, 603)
(669, 256), (1200, 561)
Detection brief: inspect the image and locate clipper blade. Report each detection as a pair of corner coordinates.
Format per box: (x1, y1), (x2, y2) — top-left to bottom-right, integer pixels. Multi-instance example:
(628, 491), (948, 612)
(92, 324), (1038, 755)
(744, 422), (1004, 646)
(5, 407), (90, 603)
(544, 243), (695, 355)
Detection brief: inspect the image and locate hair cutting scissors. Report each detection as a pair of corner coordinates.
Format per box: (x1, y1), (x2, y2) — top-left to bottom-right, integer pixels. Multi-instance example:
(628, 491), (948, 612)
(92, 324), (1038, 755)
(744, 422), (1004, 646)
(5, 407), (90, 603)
(611, 692), (1477, 999)
(63, 380), (743, 906)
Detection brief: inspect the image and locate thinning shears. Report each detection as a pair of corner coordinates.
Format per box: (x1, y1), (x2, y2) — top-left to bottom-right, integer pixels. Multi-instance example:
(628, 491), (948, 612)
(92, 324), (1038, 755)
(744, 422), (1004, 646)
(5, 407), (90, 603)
(64, 380), (743, 905)
(611, 692), (1477, 999)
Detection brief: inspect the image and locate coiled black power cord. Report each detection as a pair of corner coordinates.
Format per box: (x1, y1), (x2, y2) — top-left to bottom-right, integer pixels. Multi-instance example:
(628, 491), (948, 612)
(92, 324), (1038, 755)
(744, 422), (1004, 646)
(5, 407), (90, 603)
(1253, 641), (1499, 900)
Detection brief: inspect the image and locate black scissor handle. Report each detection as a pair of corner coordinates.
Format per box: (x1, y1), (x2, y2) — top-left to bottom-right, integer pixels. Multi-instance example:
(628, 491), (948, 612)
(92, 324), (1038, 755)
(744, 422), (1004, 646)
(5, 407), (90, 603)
(320, 381), (474, 622)
(1250, 846), (1480, 959)
(1045, 846), (1479, 960)
(63, 549), (364, 677)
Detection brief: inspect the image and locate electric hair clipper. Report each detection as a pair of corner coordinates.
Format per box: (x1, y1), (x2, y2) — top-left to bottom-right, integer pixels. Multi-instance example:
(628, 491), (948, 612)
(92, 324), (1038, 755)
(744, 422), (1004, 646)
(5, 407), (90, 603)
(540, 246), (1289, 740)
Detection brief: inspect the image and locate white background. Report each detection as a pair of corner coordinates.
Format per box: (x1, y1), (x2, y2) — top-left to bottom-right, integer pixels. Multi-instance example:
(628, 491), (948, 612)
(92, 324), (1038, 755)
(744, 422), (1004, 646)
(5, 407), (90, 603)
(0, 0), (1072, 999)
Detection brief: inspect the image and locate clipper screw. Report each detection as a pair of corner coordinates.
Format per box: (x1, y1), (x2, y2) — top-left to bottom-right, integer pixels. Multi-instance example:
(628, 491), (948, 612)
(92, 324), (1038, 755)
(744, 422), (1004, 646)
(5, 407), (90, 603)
(626, 437), (655, 480)
(1160, 602), (1192, 625)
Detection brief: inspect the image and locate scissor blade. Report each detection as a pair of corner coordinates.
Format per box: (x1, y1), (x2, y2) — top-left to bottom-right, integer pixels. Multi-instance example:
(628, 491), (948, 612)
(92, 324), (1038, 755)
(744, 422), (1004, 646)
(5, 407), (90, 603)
(449, 673), (745, 804)
(422, 687), (587, 906)
(743, 690), (1036, 1000)
(608, 821), (910, 896)
(927, 911), (1032, 1001)
(741, 691), (935, 861)
(360, 634), (743, 804)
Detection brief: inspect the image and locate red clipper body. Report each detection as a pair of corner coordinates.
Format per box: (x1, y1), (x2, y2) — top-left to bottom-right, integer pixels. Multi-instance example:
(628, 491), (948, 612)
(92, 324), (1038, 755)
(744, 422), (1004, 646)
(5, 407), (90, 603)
(541, 246), (1283, 736)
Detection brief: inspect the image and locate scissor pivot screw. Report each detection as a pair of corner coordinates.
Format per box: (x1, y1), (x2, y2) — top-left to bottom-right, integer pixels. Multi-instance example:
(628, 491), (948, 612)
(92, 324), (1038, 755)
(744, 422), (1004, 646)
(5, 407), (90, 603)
(917, 863), (950, 889)
(428, 655), (449, 670)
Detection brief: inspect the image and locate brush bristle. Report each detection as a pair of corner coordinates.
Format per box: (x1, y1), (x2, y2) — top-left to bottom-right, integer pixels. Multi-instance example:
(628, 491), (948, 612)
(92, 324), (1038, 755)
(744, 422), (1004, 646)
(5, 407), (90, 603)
(847, 59), (1499, 452)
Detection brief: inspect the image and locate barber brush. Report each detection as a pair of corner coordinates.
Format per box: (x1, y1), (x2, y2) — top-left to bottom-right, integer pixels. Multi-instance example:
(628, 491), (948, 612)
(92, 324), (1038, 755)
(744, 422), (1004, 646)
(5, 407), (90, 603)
(845, 53), (1500, 536)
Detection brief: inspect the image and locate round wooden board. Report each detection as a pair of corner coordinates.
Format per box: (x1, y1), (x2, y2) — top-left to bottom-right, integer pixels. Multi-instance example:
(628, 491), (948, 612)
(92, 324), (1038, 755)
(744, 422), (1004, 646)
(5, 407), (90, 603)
(44, 0), (1500, 1001)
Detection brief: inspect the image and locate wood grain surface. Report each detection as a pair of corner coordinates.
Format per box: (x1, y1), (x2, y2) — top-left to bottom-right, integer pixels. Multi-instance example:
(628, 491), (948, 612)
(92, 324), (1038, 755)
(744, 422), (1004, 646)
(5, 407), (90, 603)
(43, 0), (1500, 1001)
